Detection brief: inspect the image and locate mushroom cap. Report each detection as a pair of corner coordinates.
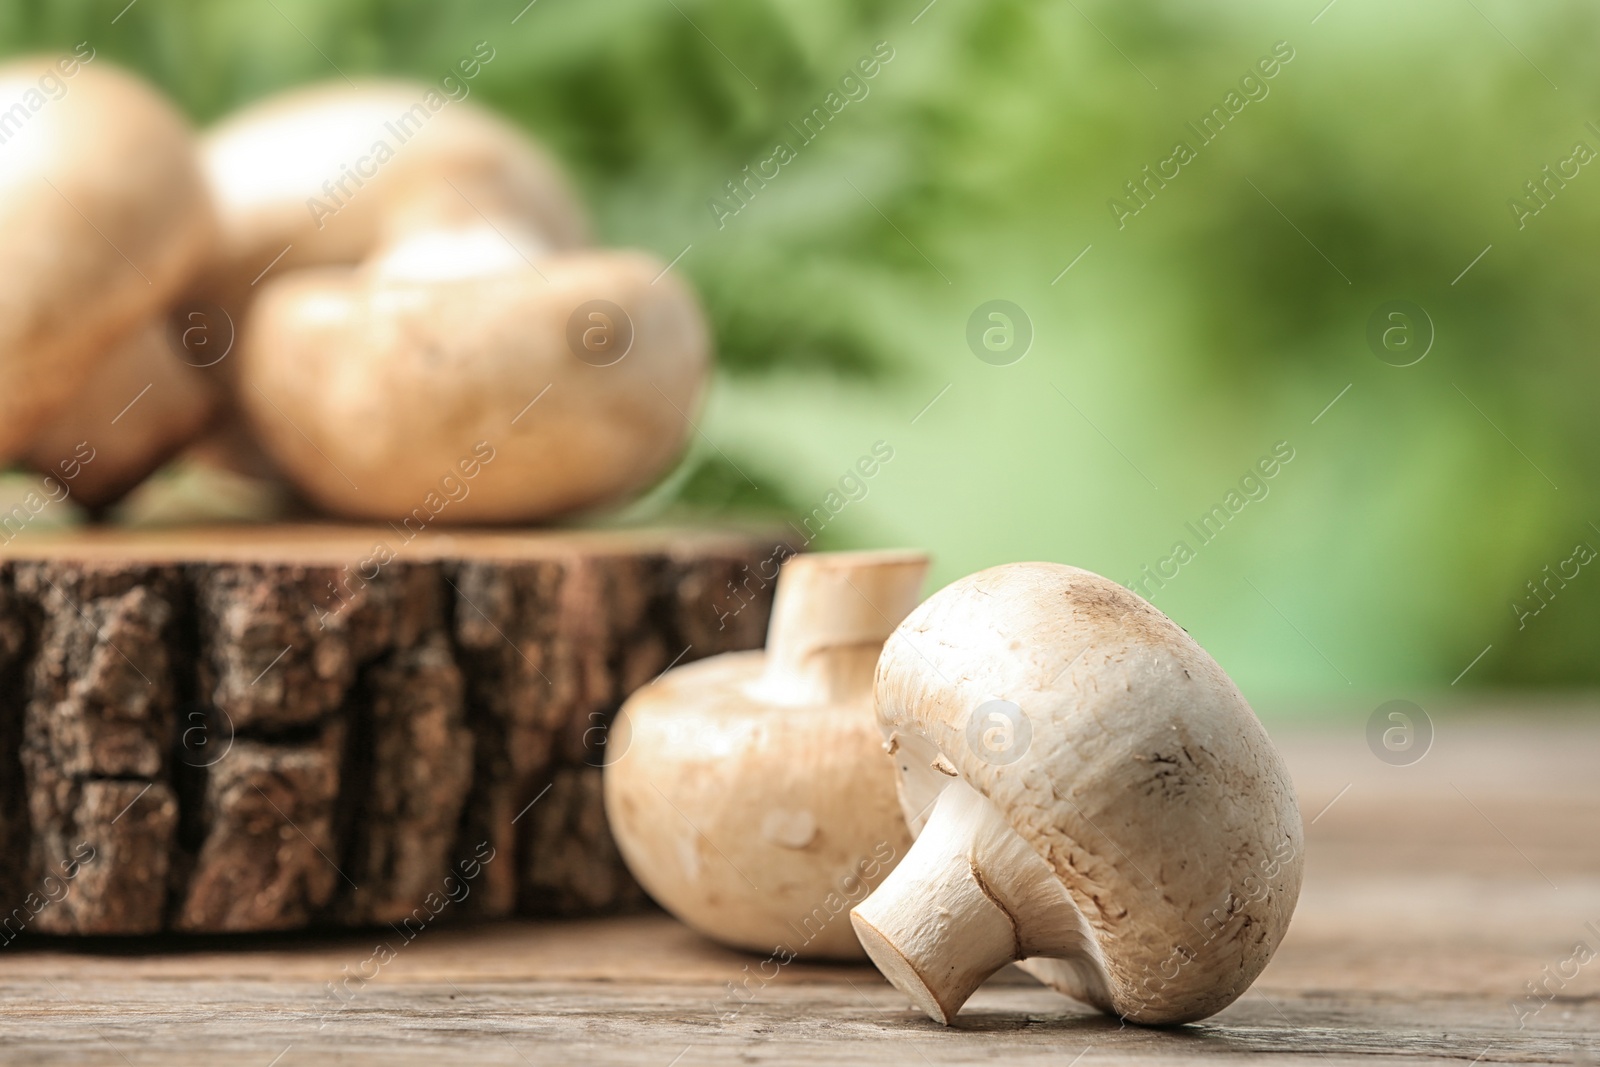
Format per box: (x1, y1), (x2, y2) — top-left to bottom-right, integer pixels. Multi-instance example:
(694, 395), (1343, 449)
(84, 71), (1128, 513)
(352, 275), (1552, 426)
(200, 79), (589, 294)
(238, 245), (708, 522)
(23, 316), (221, 508)
(0, 57), (215, 459)
(874, 562), (1303, 1024)
(606, 650), (912, 959)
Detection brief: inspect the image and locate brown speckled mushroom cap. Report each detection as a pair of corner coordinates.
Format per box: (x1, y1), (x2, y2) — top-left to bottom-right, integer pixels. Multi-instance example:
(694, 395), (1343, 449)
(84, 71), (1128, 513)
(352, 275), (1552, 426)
(0, 56), (214, 460)
(857, 561), (1303, 1025)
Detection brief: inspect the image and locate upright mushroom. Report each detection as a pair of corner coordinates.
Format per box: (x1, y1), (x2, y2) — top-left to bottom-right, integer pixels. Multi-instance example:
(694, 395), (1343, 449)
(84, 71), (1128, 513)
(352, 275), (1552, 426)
(201, 79), (703, 523)
(169, 79), (594, 520)
(605, 550), (929, 958)
(851, 562), (1303, 1024)
(0, 55), (215, 461)
(23, 316), (222, 509)
(239, 242), (708, 522)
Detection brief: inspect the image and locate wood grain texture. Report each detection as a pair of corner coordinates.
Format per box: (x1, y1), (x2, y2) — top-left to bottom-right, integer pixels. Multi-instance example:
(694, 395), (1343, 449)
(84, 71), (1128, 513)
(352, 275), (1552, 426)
(0, 524), (785, 936)
(0, 712), (1596, 1064)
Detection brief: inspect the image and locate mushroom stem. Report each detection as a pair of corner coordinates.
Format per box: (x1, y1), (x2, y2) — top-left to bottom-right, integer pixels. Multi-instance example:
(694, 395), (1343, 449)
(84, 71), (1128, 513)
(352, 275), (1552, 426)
(850, 778), (1106, 1024)
(753, 550), (928, 705)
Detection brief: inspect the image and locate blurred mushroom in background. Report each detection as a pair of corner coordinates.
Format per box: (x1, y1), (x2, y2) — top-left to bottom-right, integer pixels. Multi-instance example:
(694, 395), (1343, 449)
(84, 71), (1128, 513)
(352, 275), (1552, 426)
(0, 54), (220, 513)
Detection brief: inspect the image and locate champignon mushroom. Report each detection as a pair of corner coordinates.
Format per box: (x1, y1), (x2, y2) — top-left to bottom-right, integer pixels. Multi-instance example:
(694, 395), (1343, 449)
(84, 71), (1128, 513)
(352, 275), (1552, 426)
(238, 238), (709, 522)
(177, 80), (592, 517)
(604, 549), (930, 958)
(23, 316), (222, 509)
(199, 79), (588, 304)
(0, 55), (215, 460)
(204, 78), (701, 523)
(850, 562), (1303, 1024)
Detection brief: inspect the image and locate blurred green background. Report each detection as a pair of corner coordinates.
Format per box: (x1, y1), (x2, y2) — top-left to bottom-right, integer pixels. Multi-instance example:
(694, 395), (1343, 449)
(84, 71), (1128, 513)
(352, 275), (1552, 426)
(3, 0), (1597, 707)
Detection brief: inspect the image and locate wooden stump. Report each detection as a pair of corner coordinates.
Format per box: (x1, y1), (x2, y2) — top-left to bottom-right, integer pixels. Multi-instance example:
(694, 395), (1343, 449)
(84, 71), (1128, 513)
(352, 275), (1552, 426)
(0, 525), (787, 935)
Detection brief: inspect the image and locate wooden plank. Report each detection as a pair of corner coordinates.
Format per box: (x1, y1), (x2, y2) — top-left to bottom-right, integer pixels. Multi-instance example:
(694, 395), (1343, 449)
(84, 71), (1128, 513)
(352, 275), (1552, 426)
(0, 712), (1595, 1063)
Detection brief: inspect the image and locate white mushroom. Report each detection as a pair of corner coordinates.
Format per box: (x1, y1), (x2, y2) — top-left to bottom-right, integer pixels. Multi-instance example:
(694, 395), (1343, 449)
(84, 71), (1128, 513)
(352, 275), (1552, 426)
(201, 79), (704, 523)
(199, 79), (588, 301)
(0, 55), (214, 461)
(851, 562), (1303, 1024)
(605, 550), (929, 959)
(238, 243), (708, 522)
(167, 79), (594, 518)
(23, 317), (221, 509)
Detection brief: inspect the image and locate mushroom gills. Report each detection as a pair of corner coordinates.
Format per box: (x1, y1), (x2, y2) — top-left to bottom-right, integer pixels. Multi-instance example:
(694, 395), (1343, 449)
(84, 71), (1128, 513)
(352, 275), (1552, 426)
(850, 777), (1113, 1024)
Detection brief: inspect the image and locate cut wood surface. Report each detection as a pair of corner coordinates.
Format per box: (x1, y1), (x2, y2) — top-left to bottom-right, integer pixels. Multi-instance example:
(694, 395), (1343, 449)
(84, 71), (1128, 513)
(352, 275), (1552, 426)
(1, 713), (1596, 1064)
(0, 523), (788, 935)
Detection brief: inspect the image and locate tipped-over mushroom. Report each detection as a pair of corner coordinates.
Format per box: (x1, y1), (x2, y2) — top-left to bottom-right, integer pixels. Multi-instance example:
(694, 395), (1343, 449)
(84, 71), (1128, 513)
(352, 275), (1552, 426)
(0, 54), (214, 460)
(605, 550), (929, 958)
(851, 562), (1303, 1025)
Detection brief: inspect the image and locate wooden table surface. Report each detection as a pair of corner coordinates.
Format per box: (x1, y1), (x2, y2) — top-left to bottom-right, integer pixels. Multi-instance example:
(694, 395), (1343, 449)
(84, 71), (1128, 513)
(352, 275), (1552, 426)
(3, 711), (1596, 1065)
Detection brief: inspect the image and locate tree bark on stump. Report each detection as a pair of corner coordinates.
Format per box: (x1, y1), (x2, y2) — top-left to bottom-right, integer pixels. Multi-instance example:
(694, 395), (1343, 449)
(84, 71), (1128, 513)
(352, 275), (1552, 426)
(0, 525), (785, 936)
